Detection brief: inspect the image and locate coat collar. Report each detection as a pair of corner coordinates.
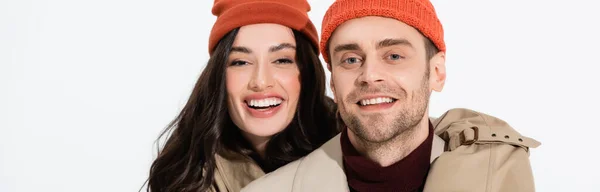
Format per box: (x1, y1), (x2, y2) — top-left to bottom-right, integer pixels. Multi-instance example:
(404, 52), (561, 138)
(214, 153), (265, 192)
(289, 125), (446, 192)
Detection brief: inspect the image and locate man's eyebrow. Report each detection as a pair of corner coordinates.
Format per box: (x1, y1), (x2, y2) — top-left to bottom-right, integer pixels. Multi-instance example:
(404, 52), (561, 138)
(376, 38), (413, 49)
(333, 43), (362, 54)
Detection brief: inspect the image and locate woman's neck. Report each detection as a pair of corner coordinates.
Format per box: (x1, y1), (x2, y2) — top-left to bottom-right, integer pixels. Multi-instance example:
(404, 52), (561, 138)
(242, 132), (270, 159)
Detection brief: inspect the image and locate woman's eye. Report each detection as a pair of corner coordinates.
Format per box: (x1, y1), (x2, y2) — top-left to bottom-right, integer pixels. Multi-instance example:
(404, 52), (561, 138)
(274, 58), (294, 64)
(230, 60), (248, 66)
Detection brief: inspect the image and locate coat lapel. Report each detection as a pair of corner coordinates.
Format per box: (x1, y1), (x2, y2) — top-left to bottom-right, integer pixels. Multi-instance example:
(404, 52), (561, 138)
(293, 127), (446, 192)
(291, 134), (349, 192)
(214, 153), (265, 192)
(431, 135), (445, 163)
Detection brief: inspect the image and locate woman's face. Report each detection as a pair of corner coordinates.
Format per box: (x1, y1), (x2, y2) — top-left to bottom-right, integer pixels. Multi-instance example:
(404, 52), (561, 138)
(225, 24), (301, 145)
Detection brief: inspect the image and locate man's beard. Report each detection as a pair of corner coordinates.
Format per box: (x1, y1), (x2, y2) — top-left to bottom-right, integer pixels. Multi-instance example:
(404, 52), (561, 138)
(339, 73), (431, 144)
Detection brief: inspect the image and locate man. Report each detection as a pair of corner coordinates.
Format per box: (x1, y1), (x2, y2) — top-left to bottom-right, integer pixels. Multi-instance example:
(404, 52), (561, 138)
(242, 0), (540, 191)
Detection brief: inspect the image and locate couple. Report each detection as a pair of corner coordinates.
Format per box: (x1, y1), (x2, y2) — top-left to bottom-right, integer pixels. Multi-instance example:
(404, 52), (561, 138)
(147, 0), (541, 191)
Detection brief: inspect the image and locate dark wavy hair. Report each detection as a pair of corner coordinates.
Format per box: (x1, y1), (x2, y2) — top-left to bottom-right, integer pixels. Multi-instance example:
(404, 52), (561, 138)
(145, 28), (339, 192)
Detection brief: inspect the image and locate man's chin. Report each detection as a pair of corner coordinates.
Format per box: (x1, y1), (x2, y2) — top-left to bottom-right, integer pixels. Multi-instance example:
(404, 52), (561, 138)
(349, 124), (399, 143)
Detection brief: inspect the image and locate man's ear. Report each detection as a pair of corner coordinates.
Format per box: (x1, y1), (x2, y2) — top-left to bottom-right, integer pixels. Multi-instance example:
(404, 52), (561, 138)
(429, 52), (446, 92)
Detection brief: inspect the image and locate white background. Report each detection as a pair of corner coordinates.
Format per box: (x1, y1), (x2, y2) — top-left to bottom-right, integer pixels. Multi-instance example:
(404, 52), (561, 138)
(1, 0), (599, 191)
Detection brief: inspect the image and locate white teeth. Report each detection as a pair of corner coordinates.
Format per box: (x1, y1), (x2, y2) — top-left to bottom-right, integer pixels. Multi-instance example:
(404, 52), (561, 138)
(268, 98), (275, 106)
(359, 97), (394, 106)
(247, 97), (283, 107)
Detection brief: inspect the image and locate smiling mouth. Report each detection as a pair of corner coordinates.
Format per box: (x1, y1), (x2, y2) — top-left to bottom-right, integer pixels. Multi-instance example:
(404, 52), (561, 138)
(356, 97), (397, 106)
(245, 97), (282, 110)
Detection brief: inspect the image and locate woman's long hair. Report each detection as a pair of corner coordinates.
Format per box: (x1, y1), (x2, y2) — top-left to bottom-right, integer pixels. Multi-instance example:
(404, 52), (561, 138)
(146, 28), (339, 192)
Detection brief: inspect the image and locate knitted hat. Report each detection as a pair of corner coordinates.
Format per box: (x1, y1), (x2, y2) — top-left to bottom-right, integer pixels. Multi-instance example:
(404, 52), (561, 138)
(208, 0), (319, 55)
(320, 0), (446, 64)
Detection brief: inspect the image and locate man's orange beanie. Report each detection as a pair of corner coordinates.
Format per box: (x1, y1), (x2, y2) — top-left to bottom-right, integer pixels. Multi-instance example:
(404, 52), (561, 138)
(208, 0), (319, 55)
(320, 0), (446, 64)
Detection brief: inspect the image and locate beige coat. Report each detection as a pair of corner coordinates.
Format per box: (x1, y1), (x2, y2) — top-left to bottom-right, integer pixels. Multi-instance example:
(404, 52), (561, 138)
(241, 108), (541, 192)
(209, 153), (265, 192)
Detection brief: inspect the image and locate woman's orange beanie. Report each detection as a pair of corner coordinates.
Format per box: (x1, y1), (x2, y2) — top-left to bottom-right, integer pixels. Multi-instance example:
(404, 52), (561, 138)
(320, 0), (446, 64)
(208, 0), (319, 55)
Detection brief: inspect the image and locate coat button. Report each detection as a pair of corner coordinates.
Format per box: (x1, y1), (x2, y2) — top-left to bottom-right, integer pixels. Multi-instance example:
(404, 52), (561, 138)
(518, 138), (523, 142)
(504, 135), (510, 139)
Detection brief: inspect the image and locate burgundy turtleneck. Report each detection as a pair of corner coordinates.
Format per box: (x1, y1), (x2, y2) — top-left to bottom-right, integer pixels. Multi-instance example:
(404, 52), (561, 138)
(341, 122), (434, 192)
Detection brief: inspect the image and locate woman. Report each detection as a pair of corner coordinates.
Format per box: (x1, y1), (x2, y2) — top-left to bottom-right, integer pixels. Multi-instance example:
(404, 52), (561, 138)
(146, 0), (339, 191)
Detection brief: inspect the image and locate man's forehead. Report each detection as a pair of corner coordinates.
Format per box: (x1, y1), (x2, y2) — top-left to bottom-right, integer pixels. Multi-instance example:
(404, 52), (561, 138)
(329, 16), (423, 47)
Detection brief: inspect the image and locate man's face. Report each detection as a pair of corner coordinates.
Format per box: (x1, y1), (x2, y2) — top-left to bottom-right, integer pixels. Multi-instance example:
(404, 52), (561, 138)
(328, 16), (446, 143)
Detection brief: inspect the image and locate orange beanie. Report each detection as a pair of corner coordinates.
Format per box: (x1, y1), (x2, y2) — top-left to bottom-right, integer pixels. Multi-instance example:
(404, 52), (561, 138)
(208, 0), (319, 55)
(320, 0), (446, 64)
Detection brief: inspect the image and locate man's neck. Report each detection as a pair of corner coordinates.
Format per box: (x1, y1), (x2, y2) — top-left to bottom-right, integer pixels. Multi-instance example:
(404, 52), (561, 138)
(347, 117), (430, 167)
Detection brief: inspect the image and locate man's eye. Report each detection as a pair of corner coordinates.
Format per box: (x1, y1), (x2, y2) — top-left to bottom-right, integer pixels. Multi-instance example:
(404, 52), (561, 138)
(343, 57), (361, 64)
(388, 54), (403, 60)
